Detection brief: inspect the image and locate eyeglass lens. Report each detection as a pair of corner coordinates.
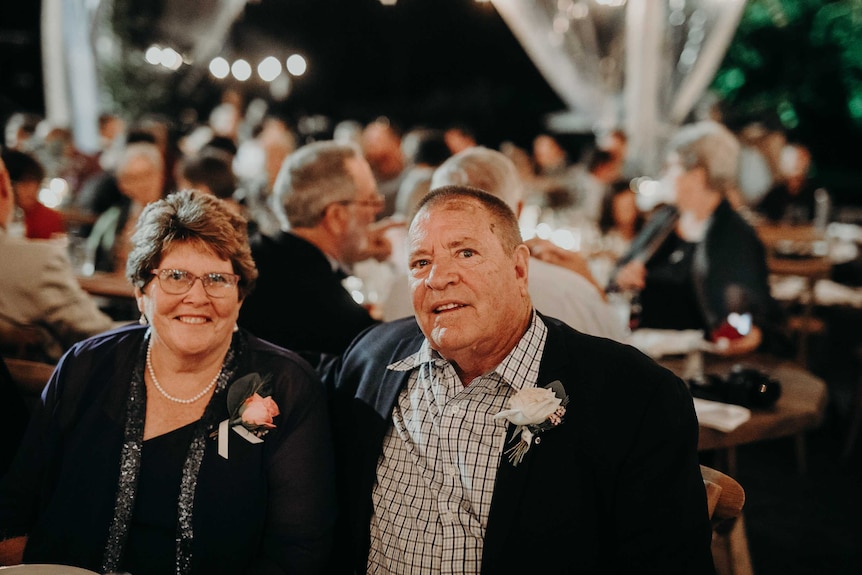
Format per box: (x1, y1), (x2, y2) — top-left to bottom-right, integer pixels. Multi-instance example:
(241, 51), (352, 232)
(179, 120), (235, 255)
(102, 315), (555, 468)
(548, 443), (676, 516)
(154, 269), (238, 297)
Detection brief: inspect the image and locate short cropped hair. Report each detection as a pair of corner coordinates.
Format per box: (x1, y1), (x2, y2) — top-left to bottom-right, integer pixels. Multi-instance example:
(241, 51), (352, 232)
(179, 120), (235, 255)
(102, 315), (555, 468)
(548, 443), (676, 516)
(271, 140), (362, 229)
(430, 146), (523, 211)
(126, 189), (257, 300)
(1, 149), (45, 184)
(666, 121), (740, 196)
(179, 149), (237, 200)
(413, 185), (523, 255)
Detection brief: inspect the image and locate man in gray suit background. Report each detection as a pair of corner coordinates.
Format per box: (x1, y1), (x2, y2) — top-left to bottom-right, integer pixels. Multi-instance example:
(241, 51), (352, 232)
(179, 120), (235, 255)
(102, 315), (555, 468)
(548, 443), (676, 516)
(0, 156), (114, 361)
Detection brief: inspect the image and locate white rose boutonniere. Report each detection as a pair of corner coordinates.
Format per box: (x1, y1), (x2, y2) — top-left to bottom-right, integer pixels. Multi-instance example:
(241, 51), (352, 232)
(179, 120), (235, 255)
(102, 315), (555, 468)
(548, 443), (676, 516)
(215, 373), (279, 459)
(494, 380), (569, 466)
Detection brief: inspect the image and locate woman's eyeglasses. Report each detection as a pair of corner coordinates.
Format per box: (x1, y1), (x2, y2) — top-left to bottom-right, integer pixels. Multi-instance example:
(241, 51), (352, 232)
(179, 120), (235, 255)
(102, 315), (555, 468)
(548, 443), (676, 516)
(151, 269), (239, 297)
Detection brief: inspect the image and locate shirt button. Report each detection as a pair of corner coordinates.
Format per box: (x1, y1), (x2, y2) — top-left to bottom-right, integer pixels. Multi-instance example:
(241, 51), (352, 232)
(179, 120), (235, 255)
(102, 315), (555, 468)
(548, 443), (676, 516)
(448, 465), (459, 476)
(534, 436), (542, 445)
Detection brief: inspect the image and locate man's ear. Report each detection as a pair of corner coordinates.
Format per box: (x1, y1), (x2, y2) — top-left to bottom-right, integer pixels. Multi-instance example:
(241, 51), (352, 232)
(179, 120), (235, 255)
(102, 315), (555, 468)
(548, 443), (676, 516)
(513, 244), (531, 295)
(320, 202), (348, 234)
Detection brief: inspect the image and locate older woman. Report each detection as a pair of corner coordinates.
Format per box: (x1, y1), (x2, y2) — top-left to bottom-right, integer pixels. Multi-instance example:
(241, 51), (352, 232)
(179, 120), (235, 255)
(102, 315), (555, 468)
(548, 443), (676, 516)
(612, 121), (788, 356)
(0, 189), (335, 574)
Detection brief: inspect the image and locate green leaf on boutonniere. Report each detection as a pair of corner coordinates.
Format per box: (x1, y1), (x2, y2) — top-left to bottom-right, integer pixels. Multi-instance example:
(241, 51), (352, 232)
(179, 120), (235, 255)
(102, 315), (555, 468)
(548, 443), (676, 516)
(227, 372), (273, 425)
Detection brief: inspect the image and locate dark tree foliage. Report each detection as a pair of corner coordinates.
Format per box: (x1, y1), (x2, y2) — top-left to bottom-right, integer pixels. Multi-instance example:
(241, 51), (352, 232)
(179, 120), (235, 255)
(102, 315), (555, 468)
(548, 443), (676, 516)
(713, 0), (862, 201)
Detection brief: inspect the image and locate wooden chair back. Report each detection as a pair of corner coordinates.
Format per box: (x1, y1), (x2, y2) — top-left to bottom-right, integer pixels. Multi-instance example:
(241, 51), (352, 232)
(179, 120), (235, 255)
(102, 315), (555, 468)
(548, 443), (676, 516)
(701, 464), (745, 521)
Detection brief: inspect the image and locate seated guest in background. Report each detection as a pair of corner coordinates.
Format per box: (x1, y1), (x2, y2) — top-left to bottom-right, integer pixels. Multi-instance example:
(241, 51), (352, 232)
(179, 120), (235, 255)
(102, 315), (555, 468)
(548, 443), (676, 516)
(176, 147), (243, 217)
(3, 112), (42, 152)
(240, 141), (389, 357)
(394, 127), (451, 219)
(0, 189), (335, 574)
(755, 141), (819, 224)
(0, 156), (114, 361)
(322, 186), (713, 574)
(233, 115), (297, 239)
(383, 146), (627, 342)
(1, 149), (65, 240)
(443, 122), (478, 155)
(598, 180), (646, 257)
(569, 147), (623, 223)
(612, 120), (788, 356)
(361, 118), (405, 218)
(87, 141), (165, 273)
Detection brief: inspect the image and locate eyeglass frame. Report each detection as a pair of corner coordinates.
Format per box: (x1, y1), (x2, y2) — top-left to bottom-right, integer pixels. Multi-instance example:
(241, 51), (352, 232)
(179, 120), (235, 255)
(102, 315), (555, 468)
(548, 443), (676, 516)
(331, 192), (386, 210)
(150, 269), (241, 298)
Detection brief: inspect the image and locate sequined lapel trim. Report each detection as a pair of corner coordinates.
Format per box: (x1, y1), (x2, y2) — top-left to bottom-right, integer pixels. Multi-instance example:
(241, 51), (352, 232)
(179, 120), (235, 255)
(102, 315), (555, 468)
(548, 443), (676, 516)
(102, 331), (243, 575)
(101, 335), (148, 573)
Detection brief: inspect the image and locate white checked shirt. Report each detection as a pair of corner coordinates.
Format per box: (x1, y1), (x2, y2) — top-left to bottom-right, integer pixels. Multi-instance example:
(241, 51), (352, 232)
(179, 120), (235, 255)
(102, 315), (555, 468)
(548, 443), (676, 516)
(367, 312), (547, 575)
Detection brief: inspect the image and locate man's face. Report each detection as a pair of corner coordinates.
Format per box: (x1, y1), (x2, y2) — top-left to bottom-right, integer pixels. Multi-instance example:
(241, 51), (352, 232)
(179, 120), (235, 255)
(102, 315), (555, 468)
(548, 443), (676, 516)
(407, 197), (530, 366)
(117, 156), (164, 205)
(338, 156), (384, 264)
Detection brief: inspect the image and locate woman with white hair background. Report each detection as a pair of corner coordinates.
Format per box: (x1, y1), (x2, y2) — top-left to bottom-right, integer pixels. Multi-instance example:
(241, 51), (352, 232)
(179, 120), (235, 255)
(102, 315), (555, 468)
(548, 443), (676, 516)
(612, 121), (789, 357)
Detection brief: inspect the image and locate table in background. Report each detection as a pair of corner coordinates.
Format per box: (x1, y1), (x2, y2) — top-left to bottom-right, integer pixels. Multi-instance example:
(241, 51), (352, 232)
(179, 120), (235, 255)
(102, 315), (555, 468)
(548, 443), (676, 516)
(660, 352), (828, 475)
(755, 223), (834, 364)
(76, 272), (137, 321)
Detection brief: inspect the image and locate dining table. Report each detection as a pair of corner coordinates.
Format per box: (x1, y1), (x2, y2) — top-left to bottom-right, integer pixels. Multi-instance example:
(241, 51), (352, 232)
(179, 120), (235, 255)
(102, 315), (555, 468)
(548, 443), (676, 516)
(76, 271), (134, 299)
(76, 271), (138, 322)
(658, 351), (828, 476)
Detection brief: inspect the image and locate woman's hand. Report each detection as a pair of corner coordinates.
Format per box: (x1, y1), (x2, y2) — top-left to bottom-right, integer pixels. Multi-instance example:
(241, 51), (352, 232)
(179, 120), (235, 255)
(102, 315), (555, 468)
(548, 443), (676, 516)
(712, 325), (763, 357)
(363, 217), (406, 262)
(614, 260), (647, 291)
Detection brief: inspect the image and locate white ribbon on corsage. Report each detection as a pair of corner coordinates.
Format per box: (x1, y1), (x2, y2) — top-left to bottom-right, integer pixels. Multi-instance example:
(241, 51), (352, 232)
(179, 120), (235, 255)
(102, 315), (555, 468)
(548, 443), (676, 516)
(217, 418), (264, 459)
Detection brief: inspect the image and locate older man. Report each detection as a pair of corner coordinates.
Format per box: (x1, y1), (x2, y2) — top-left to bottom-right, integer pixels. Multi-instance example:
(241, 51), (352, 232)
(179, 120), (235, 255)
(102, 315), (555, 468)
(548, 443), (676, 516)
(383, 146), (627, 342)
(324, 186), (713, 574)
(239, 140), (392, 356)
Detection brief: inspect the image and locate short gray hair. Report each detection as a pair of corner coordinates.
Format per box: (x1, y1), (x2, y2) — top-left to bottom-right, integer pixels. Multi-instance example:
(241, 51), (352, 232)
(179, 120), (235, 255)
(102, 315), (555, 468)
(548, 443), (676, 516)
(126, 189), (258, 300)
(430, 146), (523, 211)
(414, 185), (523, 255)
(666, 121), (740, 196)
(271, 140), (362, 228)
(116, 141), (164, 176)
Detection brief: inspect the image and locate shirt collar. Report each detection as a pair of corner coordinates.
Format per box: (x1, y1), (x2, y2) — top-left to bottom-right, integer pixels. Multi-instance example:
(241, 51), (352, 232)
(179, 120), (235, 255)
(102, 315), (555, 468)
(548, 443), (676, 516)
(387, 310), (547, 392)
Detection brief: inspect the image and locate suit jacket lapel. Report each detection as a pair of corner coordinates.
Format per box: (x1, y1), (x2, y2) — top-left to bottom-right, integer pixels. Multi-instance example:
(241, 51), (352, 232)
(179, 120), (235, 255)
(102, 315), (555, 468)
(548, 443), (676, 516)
(483, 315), (575, 558)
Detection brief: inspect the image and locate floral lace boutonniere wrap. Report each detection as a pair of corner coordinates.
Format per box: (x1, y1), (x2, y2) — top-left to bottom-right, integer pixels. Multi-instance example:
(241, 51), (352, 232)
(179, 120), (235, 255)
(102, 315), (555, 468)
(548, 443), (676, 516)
(217, 373), (280, 459)
(494, 380), (569, 467)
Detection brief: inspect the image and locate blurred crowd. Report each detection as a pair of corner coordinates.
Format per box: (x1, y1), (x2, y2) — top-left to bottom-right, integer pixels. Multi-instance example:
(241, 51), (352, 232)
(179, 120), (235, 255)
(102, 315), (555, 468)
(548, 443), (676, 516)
(1, 88), (857, 364)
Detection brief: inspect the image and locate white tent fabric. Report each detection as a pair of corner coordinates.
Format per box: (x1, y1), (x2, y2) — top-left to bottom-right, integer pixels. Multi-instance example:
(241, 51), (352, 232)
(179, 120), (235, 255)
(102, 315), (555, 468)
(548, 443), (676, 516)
(492, 0), (747, 175)
(41, 0), (101, 154)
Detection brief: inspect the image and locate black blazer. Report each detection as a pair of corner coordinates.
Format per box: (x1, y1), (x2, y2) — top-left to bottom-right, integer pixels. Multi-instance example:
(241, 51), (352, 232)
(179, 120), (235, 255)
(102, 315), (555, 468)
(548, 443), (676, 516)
(323, 315), (715, 575)
(615, 202), (788, 354)
(240, 231), (378, 357)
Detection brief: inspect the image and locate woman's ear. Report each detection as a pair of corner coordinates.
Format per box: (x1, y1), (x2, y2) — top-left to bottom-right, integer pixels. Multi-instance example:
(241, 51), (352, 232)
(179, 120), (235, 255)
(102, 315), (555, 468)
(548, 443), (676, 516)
(134, 286), (145, 313)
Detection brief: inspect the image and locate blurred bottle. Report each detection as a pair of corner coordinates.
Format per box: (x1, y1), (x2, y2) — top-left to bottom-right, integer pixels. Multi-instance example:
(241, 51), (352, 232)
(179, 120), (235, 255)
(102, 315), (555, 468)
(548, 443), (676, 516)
(814, 187), (830, 232)
(7, 206), (26, 238)
(627, 291), (642, 332)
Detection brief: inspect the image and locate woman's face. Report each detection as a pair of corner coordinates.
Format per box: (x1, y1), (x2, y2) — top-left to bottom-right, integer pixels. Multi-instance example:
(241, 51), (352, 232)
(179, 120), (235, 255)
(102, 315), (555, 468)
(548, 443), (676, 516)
(136, 241), (241, 362)
(612, 190), (638, 228)
(662, 153), (702, 213)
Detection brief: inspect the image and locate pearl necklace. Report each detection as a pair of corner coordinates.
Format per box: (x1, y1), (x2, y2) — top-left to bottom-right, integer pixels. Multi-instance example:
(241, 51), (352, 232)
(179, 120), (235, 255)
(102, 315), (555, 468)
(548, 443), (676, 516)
(146, 341), (220, 404)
